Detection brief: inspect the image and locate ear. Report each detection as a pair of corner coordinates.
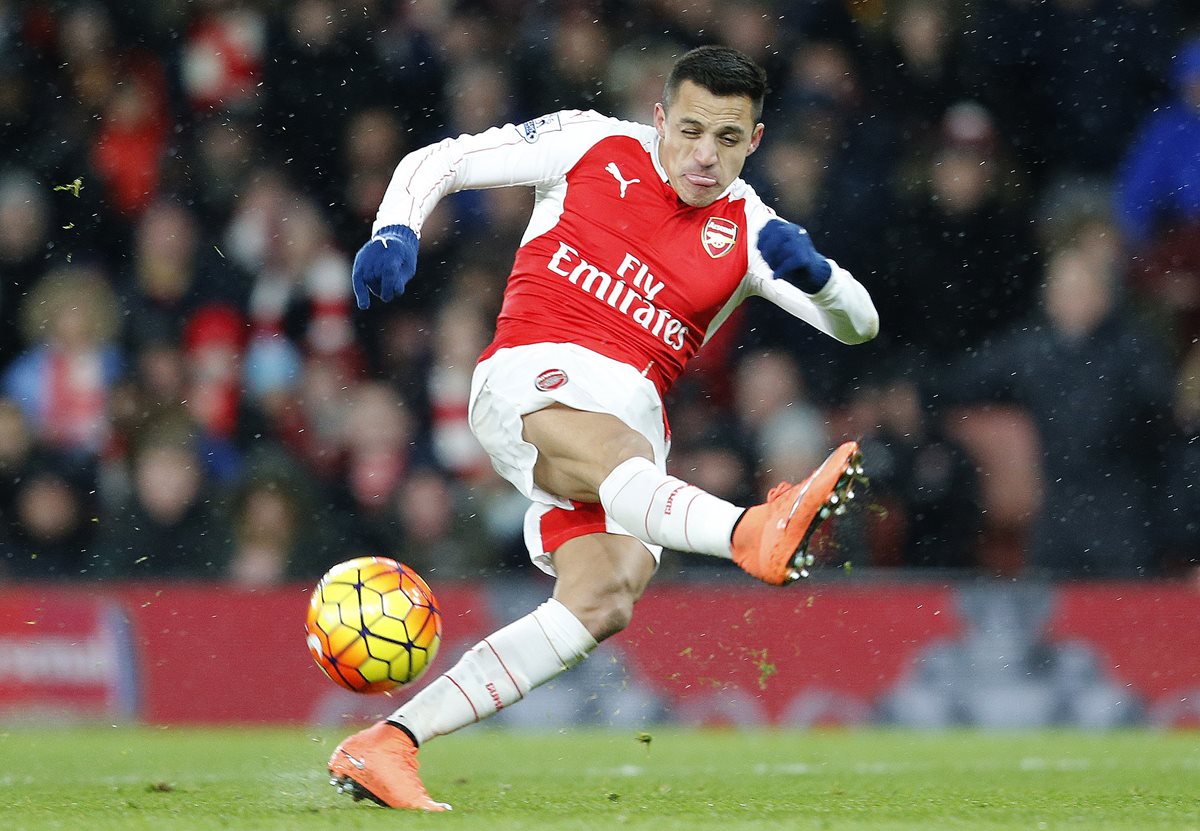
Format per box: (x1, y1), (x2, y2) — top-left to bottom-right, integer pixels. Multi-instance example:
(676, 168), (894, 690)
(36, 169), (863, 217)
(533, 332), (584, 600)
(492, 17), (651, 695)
(747, 123), (765, 155)
(653, 102), (667, 138)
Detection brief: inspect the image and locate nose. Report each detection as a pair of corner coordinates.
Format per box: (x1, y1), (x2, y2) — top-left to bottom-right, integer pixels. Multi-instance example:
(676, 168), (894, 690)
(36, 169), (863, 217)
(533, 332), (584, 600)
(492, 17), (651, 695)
(693, 134), (718, 167)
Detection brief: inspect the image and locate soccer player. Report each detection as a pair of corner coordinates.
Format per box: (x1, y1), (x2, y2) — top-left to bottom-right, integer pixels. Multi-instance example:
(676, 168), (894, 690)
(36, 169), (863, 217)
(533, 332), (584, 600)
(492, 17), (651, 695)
(328, 45), (878, 810)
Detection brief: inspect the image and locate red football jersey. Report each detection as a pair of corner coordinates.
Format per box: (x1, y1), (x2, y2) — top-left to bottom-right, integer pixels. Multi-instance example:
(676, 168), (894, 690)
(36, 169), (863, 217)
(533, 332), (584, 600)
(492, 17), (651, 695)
(374, 110), (876, 397)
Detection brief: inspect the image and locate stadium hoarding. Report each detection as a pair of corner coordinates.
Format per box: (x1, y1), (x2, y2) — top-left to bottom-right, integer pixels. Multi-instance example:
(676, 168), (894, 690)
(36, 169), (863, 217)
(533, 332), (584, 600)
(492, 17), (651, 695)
(0, 594), (137, 722)
(0, 581), (1196, 728)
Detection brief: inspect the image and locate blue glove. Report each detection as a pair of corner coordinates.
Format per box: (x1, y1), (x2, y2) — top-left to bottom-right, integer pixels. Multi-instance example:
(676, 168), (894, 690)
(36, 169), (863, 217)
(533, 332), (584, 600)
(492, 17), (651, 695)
(351, 224), (419, 309)
(757, 219), (832, 294)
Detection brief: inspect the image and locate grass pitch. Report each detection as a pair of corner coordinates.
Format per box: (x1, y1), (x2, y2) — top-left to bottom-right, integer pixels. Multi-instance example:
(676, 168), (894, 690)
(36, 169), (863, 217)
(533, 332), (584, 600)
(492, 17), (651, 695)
(1, 727), (1196, 830)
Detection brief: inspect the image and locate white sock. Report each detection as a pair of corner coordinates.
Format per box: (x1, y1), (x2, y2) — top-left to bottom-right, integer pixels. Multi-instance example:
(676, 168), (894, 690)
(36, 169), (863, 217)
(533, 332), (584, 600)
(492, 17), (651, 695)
(598, 456), (744, 558)
(388, 598), (596, 745)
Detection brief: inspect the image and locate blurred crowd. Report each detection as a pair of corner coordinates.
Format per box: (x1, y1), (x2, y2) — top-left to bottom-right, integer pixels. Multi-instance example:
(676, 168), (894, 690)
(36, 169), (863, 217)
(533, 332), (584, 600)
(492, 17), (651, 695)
(1, 0), (1198, 585)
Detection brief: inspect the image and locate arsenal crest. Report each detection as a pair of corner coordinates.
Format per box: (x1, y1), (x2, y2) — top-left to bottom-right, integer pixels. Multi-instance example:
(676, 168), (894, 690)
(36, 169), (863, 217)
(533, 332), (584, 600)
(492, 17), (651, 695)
(701, 217), (738, 258)
(535, 368), (568, 391)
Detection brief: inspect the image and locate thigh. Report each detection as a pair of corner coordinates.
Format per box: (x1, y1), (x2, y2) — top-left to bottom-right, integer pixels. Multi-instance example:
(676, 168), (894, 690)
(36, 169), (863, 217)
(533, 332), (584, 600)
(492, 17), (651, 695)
(522, 403), (654, 502)
(468, 343), (667, 508)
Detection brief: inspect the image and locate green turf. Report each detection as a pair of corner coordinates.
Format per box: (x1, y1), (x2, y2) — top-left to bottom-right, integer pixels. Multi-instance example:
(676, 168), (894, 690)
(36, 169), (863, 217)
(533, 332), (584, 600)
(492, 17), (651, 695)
(0, 726), (1197, 830)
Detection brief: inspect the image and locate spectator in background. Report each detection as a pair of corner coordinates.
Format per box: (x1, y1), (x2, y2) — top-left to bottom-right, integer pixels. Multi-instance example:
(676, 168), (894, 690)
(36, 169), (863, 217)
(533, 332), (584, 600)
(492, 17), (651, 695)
(179, 0), (266, 116)
(427, 298), (491, 481)
(0, 398), (37, 566)
(1042, 0), (1178, 176)
(240, 335), (309, 463)
(864, 0), (967, 145)
(50, 2), (173, 222)
(446, 59), (516, 137)
(748, 121), (887, 402)
(515, 8), (610, 114)
(221, 167), (292, 275)
(877, 101), (1038, 364)
(365, 3), (447, 147)
(858, 366), (983, 569)
(774, 37), (892, 197)
(177, 112), (263, 227)
(119, 199), (248, 353)
(715, 0), (793, 85)
(91, 412), (225, 578)
(244, 194), (356, 362)
(227, 474), (304, 586)
(0, 450), (98, 579)
(336, 108), (406, 255)
(331, 380), (422, 556)
(408, 0), (507, 69)
(936, 229), (1175, 577)
(50, 4), (123, 172)
(962, 0), (1176, 185)
(102, 329), (190, 508)
(605, 42), (685, 123)
(0, 7), (45, 172)
(732, 350), (831, 491)
(1117, 36), (1200, 246)
(262, 0), (371, 203)
(181, 303), (247, 480)
(1163, 342), (1200, 572)
(1118, 36), (1200, 353)
(291, 351), (360, 480)
(225, 452), (341, 586)
(2, 266), (123, 458)
(90, 62), (168, 217)
(0, 171), (51, 365)
(124, 330), (187, 415)
(391, 466), (493, 579)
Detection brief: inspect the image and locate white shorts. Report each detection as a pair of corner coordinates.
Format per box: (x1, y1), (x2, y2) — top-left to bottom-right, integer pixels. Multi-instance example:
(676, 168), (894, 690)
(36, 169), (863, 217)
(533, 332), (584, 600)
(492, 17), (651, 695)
(468, 343), (669, 576)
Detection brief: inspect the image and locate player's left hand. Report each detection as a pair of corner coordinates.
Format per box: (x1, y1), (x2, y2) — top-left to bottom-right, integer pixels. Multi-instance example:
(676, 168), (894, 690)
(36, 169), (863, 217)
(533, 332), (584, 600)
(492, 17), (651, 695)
(757, 219), (832, 294)
(351, 224), (419, 309)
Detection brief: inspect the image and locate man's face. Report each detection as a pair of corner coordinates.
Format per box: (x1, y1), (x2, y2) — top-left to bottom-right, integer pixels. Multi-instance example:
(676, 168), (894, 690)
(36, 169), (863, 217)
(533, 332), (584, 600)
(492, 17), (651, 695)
(654, 80), (764, 208)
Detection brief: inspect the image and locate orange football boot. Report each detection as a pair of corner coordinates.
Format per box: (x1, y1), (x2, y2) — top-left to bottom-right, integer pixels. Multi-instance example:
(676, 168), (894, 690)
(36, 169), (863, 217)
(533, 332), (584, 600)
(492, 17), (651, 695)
(328, 721), (450, 811)
(731, 441), (864, 585)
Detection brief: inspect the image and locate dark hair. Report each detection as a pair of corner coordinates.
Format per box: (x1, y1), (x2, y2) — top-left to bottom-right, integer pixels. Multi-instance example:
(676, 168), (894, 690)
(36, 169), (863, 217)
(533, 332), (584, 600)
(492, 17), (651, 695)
(663, 46), (768, 119)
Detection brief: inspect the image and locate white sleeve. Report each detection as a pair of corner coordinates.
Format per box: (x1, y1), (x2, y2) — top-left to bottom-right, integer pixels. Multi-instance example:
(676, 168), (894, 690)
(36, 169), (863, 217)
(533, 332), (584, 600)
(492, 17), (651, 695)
(372, 110), (645, 235)
(750, 260), (880, 344)
(739, 194), (879, 345)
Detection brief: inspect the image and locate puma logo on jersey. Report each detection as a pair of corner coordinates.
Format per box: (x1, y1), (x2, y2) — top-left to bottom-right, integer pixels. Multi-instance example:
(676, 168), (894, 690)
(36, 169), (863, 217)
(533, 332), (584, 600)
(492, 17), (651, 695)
(605, 162), (640, 198)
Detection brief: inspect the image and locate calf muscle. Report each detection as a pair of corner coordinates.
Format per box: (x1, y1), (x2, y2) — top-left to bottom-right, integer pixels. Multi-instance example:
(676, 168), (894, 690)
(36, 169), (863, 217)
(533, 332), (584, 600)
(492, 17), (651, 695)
(552, 532), (657, 641)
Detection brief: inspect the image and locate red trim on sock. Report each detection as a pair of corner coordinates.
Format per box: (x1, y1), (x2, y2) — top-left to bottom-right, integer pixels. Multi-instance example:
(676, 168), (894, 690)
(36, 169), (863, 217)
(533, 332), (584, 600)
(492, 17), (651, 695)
(645, 480), (671, 537)
(682, 489), (696, 549)
(445, 674), (479, 722)
(483, 638), (523, 701)
(531, 611), (568, 667)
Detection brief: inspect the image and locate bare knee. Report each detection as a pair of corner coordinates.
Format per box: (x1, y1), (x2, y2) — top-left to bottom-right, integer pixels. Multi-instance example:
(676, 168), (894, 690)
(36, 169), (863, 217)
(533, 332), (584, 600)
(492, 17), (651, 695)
(597, 429), (654, 470)
(565, 581), (637, 642)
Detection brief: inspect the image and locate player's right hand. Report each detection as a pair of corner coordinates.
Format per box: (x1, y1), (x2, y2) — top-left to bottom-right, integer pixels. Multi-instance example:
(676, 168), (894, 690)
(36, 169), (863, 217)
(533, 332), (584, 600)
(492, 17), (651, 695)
(351, 224), (419, 309)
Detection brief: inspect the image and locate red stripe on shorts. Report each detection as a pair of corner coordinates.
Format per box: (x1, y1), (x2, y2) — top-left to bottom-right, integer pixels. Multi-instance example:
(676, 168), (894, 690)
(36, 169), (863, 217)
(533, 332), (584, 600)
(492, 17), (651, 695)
(539, 501), (608, 554)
